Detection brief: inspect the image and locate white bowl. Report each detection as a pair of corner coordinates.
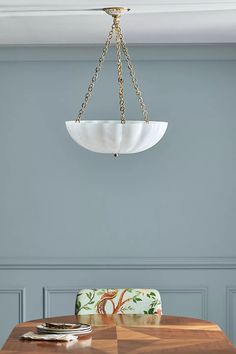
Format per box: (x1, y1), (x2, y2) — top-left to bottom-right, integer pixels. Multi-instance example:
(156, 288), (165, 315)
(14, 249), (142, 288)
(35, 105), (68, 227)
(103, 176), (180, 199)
(65, 120), (168, 154)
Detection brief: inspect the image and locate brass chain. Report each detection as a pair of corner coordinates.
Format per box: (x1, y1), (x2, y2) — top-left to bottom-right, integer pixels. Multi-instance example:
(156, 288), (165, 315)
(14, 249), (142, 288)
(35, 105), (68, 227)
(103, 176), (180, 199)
(119, 28), (150, 123)
(114, 16), (126, 124)
(75, 24), (115, 122)
(75, 15), (149, 124)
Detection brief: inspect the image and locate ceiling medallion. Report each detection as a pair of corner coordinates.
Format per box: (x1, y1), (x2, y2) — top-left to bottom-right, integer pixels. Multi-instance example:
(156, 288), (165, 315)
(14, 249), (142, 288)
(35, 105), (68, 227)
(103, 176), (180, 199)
(66, 7), (168, 156)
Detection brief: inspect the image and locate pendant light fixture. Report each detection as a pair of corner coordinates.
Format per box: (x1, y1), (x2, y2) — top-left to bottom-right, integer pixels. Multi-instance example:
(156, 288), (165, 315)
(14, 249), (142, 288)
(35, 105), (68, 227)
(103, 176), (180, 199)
(66, 7), (168, 156)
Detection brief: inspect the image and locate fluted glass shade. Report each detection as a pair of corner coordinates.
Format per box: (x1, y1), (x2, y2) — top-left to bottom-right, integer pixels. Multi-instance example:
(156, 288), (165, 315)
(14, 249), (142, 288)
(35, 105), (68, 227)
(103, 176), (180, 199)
(65, 120), (168, 154)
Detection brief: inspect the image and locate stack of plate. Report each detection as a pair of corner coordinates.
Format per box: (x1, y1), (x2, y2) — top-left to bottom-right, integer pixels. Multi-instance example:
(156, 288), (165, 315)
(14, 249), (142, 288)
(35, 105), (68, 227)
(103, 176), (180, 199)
(37, 322), (92, 336)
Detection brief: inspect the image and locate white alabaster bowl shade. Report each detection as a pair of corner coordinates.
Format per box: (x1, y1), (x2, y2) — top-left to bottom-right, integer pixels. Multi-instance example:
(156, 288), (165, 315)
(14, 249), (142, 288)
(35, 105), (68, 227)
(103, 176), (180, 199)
(65, 120), (168, 154)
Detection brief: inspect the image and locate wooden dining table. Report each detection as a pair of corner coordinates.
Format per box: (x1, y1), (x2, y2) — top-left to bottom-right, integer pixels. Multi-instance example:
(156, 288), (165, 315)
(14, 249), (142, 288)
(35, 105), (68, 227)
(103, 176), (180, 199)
(2, 314), (236, 354)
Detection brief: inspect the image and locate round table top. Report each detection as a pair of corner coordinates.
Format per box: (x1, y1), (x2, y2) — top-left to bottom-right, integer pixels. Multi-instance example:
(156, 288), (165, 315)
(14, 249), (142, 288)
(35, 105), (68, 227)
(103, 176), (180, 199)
(2, 314), (236, 354)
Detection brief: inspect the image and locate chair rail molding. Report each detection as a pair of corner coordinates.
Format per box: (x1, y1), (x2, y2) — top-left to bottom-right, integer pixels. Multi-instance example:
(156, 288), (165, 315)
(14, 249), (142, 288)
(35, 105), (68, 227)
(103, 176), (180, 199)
(1, 257), (236, 270)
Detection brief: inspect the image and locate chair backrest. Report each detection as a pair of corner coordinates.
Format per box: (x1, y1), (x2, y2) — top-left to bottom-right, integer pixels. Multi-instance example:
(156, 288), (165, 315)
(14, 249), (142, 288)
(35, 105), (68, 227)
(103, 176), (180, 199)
(75, 288), (162, 315)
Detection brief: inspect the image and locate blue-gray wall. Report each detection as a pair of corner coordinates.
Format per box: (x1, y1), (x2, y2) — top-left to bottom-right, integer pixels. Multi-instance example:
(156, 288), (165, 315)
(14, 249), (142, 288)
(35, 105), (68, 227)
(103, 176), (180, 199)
(0, 44), (236, 347)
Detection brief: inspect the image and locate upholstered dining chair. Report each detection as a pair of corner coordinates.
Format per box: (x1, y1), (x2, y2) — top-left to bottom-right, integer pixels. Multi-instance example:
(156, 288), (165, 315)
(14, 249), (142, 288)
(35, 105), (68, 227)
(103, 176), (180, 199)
(75, 288), (162, 315)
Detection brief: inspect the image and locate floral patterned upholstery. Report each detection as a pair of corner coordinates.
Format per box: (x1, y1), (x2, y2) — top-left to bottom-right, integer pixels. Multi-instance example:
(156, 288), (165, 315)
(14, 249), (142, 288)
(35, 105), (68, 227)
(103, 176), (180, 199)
(75, 288), (162, 315)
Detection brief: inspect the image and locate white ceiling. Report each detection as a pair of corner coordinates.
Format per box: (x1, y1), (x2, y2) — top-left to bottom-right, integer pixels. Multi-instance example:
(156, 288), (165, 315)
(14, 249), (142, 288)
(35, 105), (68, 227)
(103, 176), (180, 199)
(0, 0), (236, 44)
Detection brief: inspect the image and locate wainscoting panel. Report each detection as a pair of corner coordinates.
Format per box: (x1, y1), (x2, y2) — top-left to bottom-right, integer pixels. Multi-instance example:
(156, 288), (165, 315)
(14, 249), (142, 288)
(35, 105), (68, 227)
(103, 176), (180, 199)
(160, 288), (208, 320)
(0, 288), (25, 348)
(226, 287), (236, 345)
(43, 287), (79, 318)
(0, 259), (236, 348)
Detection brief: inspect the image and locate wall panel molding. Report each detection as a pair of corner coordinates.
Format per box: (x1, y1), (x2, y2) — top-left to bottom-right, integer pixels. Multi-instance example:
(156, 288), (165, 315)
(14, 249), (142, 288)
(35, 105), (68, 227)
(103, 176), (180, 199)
(0, 288), (26, 322)
(1, 257), (236, 270)
(226, 287), (236, 340)
(160, 287), (208, 319)
(43, 287), (78, 318)
(43, 286), (208, 319)
(0, 44), (236, 62)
